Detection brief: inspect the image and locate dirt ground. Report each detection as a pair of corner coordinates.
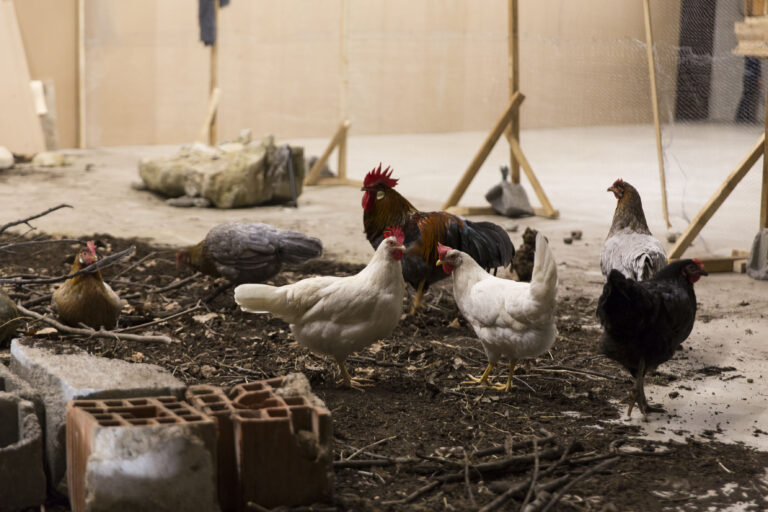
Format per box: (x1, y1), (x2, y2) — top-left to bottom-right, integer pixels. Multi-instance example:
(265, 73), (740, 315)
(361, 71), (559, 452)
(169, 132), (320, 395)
(2, 233), (767, 512)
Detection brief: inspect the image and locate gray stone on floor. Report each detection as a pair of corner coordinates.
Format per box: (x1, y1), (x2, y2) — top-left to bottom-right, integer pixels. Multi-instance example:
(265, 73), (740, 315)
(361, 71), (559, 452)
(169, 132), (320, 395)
(0, 393), (46, 511)
(10, 338), (186, 494)
(0, 355), (44, 425)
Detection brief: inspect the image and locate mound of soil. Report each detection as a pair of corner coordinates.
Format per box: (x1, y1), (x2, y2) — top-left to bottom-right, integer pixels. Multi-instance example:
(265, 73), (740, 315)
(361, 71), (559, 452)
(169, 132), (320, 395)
(2, 235), (766, 511)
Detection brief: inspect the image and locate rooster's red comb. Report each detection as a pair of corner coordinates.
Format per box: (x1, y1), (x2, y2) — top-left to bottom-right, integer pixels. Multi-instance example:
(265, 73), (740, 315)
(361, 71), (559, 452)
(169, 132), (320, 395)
(612, 178), (625, 188)
(364, 164), (398, 189)
(86, 241), (97, 258)
(692, 258), (705, 270)
(437, 242), (452, 260)
(383, 226), (405, 245)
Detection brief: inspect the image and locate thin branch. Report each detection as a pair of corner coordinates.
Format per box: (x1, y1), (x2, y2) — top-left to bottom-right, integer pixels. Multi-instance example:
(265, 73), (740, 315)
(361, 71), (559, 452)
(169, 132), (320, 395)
(0, 204), (72, 235)
(463, 448), (476, 508)
(520, 437), (540, 510)
(539, 457), (619, 512)
(113, 304), (203, 333)
(0, 246), (136, 285)
(17, 304), (175, 344)
(536, 365), (619, 381)
(111, 250), (158, 279)
(120, 273), (201, 300)
(0, 238), (82, 251)
(344, 435), (397, 462)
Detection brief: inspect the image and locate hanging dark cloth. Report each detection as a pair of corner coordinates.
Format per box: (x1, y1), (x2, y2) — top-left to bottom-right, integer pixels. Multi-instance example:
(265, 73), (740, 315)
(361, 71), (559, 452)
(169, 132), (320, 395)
(198, 0), (230, 46)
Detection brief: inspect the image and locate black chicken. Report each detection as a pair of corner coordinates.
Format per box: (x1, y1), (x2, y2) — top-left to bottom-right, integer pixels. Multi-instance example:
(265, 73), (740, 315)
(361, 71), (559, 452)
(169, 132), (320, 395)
(597, 258), (708, 418)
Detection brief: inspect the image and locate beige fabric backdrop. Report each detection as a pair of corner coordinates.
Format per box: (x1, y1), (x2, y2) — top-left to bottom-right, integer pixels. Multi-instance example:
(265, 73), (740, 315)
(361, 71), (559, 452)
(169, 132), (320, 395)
(12, 0), (681, 147)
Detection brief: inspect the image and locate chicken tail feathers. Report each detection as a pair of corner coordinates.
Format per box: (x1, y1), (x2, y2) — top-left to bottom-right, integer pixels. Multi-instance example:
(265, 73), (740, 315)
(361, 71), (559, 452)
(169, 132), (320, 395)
(461, 220), (515, 270)
(529, 233), (557, 304)
(277, 231), (323, 264)
(234, 283), (287, 316)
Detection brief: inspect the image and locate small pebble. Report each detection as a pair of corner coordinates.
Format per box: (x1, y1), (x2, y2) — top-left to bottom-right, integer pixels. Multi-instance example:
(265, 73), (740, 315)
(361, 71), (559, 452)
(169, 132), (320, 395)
(563, 237), (573, 245)
(667, 232), (680, 243)
(571, 230), (582, 240)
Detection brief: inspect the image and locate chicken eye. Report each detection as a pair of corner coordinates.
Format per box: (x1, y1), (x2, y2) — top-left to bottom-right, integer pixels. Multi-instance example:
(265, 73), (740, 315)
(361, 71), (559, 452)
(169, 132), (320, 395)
(376, 190), (385, 200)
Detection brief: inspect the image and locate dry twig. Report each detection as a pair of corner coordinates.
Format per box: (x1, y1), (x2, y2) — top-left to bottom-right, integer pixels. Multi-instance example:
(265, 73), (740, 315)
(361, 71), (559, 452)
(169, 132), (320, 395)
(17, 304), (175, 344)
(0, 247), (136, 285)
(0, 203), (72, 235)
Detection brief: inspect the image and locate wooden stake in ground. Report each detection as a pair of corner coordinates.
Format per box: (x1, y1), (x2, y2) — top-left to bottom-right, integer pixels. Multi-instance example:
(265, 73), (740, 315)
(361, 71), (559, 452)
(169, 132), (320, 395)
(505, 0), (520, 184)
(643, 0), (670, 229)
(304, 120), (359, 187)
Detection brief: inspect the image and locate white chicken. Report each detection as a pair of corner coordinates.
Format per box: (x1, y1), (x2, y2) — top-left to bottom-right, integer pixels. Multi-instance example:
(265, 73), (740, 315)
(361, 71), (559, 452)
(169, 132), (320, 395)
(436, 232), (558, 392)
(601, 179), (667, 281)
(234, 227), (406, 389)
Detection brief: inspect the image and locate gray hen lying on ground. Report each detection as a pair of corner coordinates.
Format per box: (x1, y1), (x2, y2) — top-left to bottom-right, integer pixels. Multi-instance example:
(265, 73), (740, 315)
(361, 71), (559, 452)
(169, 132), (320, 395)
(177, 222), (323, 300)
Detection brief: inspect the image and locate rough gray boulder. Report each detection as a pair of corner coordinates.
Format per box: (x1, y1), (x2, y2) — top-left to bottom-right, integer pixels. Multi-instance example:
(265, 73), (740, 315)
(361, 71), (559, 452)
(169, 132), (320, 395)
(138, 136), (305, 208)
(747, 228), (768, 280)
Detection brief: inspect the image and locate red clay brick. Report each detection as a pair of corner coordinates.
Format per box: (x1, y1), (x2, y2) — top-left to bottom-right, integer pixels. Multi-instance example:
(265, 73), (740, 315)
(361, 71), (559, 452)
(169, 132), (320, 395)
(66, 397), (218, 512)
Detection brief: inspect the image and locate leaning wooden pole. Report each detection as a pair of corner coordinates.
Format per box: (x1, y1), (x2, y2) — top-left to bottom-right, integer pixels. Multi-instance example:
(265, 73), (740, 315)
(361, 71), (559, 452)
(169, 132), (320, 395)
(77, 0), (86, 149)
(761, 86), (768, 229)
(208, 0), (220, 145)
(643, 0), (670, 228)
(506, 0), (521, 184)
(442, 92), (523, 210)
(668, 133), (765, 259)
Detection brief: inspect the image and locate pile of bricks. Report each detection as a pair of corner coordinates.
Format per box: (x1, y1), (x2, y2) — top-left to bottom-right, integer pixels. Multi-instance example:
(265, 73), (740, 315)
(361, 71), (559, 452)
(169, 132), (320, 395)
(1, 338), (333, 512)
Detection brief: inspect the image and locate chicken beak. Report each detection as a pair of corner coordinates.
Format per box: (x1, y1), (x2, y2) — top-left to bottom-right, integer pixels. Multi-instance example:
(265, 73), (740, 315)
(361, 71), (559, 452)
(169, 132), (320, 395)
(606, 186), (614, 193)
(699, 269), (709, 276)
(436, 259), (443, 267)
(396, 244), (406, 252)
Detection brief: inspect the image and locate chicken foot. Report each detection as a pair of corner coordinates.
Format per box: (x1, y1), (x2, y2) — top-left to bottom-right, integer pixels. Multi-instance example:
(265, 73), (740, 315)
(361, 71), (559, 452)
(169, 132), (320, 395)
(337, 360), (374, 391)
(461, 362), (497, 387)
(627, 360), (665, 419)
(492, 360), (518, 392)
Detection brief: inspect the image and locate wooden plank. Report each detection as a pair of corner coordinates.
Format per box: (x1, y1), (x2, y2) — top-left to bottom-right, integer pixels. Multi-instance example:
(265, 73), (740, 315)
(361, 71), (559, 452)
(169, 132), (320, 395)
(337, 119), (348, 180)
(668, 133), (765, 259)
(0, 0), (46, 153)
(762, 87), (768, 228)
(208, 0), (219, 145)
(643, 0), (670, 229)
(508, 136), (557, 218)
(77, 0), (85, 148)
(196, 87), (221, 144)
(669, 255), (746, 273)
(442, 92), (523, 209)
(40, 79), (59, 150)
(506, 0), (520, 184)
(312, 177), (362, 188)
(305, 120), (350, 186)
(733, 259), (747, 273)
(445, 206), (497, 216)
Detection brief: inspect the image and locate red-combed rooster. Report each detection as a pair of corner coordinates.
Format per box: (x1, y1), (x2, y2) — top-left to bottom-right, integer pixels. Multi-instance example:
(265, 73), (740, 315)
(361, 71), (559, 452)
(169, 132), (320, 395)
(361, 165), (515, 312)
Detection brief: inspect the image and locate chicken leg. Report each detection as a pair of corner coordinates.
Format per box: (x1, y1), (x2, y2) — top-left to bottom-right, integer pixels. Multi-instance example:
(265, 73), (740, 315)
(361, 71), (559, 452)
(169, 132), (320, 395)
(492, 360), (518, 392)
(627, 359), (665, 418)
(462, 362), (496, 387)
(410, 280), (426, 314)
(336, 359), (373, 391)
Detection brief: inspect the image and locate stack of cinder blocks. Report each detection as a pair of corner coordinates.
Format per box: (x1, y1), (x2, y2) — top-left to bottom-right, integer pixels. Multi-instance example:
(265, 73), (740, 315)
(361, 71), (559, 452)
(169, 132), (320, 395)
(2, 337), (333, 511)
(187, 374), (333, 511)
(0, 363), (46, 511)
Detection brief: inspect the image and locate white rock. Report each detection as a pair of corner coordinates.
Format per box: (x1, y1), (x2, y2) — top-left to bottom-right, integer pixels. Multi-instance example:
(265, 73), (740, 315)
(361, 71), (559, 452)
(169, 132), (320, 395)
(32, 151), (68, 167)
(0, 146), (13, 169)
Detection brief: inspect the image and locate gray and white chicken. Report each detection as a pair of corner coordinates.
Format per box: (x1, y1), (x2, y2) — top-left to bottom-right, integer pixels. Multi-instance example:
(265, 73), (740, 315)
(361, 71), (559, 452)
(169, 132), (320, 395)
(601, 179), (666, 281)
(177, 222), (323, 299)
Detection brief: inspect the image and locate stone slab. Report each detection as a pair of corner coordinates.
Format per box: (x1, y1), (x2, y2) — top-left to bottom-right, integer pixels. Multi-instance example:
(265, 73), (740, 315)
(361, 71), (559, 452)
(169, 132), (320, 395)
(10, 337), (186, 494)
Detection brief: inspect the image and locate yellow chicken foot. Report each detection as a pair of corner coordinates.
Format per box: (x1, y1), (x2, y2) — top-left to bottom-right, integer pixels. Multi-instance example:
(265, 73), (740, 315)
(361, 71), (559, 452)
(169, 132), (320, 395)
(492, 360), (518, 392)
(336, 360), (373, 391)
(410, 280), (426, 314)
(461, 362), (496, 387)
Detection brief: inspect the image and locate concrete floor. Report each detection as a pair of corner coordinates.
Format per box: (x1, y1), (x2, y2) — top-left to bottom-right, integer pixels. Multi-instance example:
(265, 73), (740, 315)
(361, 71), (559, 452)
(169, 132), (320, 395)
(0, 124), (766, 449)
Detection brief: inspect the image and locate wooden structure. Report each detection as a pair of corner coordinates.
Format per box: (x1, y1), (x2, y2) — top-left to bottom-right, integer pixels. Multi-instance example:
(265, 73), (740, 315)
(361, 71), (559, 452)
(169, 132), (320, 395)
(304, 119), (360, 187)
(734, 0), (768, 56)
(642, 0), (670, 228)
(442, 0), (558, 219)
(668, 12), (768, 267)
